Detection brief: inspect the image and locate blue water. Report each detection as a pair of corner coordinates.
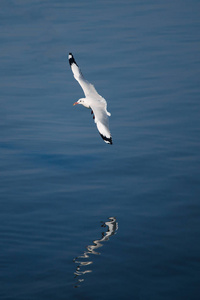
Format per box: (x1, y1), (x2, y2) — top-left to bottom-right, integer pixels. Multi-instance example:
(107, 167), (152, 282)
(1, 0), (200, 299)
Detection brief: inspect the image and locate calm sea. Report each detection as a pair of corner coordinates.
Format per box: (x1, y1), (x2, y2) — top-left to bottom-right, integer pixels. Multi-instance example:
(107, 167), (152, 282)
(1, 0), (200, 299)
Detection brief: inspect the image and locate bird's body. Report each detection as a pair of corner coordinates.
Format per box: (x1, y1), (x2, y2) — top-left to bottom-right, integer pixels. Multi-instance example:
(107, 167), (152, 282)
(68, 53), (112, 145)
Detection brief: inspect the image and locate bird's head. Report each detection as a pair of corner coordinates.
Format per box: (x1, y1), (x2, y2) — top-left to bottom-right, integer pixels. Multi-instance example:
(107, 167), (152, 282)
(73, 98), (90, 109)
(73, 98), (84, 106)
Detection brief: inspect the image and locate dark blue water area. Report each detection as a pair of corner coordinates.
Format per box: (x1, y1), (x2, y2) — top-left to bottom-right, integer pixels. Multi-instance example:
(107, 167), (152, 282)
(1, 0), (200, 299)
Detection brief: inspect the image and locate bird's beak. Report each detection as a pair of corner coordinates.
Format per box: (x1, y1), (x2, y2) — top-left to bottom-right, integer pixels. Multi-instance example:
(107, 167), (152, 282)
(73, 102), (78, 106)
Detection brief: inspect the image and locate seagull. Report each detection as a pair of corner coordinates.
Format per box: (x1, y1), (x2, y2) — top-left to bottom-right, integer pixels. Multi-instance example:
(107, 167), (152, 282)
(68, 53), (112, 145)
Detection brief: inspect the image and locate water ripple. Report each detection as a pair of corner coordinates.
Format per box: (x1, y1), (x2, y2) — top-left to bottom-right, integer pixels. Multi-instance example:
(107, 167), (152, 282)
(73, 217), (118, 288)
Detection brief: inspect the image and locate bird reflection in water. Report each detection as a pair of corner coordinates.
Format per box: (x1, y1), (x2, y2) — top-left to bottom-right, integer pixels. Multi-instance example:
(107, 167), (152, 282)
(73, 217), (118, 288)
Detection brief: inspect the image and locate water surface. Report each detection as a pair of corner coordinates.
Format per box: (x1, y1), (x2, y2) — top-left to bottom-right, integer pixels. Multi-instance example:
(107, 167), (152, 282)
(1, 1), (200, 299)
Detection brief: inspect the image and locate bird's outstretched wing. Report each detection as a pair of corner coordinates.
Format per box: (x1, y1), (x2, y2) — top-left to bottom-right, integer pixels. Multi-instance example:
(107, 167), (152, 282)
(91, 103), (112, 144)
(68, 53), (99, 97)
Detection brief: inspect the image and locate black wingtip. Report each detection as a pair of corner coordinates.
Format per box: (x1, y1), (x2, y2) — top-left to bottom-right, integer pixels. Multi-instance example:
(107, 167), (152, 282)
(100, 133), (113, 145)
(68, 53), (78, 66)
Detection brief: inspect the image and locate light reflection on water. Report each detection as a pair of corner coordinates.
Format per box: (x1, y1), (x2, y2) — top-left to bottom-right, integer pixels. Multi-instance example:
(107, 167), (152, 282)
(73, 217), (118, 288)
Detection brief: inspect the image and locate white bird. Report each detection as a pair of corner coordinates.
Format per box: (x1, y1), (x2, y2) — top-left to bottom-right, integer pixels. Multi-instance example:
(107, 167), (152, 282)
(68, 53), (112, 145)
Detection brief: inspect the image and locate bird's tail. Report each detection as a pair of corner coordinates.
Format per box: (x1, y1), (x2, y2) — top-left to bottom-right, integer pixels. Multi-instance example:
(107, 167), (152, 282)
(107, 111), (111, 117)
